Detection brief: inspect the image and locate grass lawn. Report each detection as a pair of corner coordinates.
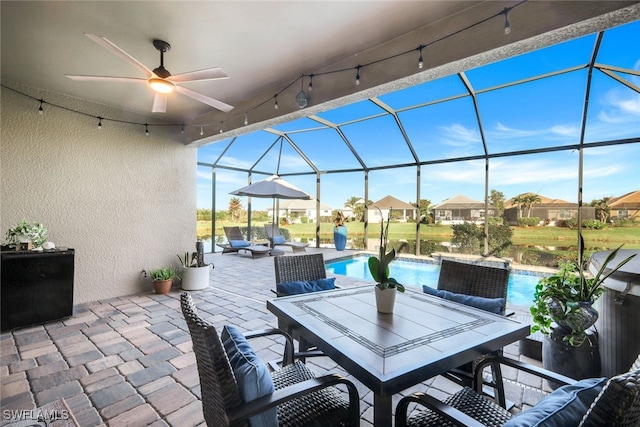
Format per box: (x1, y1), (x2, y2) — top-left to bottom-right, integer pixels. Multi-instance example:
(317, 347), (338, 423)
(198, 220), (640, 249)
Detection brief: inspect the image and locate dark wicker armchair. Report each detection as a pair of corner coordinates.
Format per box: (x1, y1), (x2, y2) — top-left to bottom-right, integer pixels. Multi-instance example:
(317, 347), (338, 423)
(396, 354), (640, 427)
(273, 253), (332, 361)
(274, 253), (327, 290)
(180, 292), (360, 427)
(437, 259), (511, 406)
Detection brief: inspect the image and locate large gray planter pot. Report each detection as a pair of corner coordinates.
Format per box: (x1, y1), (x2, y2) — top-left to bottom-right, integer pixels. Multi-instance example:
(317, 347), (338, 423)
(547, 298), (599, 333)
(542, 326), (600, 388)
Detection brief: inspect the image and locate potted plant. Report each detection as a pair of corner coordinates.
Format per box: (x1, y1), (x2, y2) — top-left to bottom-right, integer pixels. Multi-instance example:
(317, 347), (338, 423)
(149, 267), (180, 294)
(368, 208), (405, 313)
(2, 219), (48, 250)
(177, 252), (211, 291)
(531, 241), (635, 380)
(333, 210), (347, 251)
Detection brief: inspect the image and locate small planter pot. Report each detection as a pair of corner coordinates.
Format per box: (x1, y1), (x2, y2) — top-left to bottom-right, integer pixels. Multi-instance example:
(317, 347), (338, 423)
(153, 279), (173, 294)
(375, 286), (396, 313)
(181, 265), (212, 291)
(333, 225), (347, 251)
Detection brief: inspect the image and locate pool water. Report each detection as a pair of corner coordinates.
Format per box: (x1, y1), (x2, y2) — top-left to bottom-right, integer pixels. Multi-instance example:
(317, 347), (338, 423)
(326, 256), (542, 307)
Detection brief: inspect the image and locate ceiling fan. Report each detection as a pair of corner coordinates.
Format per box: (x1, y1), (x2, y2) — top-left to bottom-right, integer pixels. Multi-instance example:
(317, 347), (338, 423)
(66, 34), (233, 113)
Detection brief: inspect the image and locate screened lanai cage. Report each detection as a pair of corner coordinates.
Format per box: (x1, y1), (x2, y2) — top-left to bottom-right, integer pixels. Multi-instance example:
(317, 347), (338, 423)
(197, 19), (639, 261)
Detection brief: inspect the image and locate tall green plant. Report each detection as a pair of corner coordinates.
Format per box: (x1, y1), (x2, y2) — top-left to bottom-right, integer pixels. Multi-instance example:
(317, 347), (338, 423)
(368, 208), (405, 292)
(530, 242), (635, 346)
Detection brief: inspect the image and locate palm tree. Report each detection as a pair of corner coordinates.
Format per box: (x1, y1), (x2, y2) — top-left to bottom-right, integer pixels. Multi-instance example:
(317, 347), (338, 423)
(523, 193), (542, 218)
(343, 196), (360, 220)
(228, 197), (243, 222)
(591, 197), (611, 222)
(510, 195), (527, 219)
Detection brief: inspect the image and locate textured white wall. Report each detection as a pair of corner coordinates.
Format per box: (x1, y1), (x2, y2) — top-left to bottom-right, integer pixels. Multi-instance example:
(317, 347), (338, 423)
(1, 83), (196, 304)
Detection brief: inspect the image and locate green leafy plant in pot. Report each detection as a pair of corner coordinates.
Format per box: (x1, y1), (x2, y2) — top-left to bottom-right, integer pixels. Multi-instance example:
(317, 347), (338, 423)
(149, 267), (180, 294)
(368, 208), (405, 313)
(531, 241), (636, 347)
(3, 219), (48, 249)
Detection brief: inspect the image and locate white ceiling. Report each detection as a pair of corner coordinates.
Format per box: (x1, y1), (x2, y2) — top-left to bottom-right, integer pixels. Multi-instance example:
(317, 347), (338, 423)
(2, 1), (639, 143)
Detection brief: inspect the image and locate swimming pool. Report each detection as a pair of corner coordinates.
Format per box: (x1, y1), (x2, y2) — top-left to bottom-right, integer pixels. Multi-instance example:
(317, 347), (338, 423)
(326, 256), (546, 308)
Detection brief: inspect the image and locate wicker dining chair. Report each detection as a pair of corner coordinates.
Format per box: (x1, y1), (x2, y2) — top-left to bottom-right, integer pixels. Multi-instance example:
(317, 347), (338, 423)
(273, 253), (328, 292)
(436, 259), (511, 407)
(273, 253), (333, 362)
(396, 353), (640, 427)
(180, 292), (360, 427)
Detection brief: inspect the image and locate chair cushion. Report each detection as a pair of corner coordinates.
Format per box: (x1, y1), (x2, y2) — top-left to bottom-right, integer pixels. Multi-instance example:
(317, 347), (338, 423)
(503, 377), (606, 427)
(272, 235), (286, 245)
(277, 278), (336, 296)
(229, 239), (251, 248)
(221, 325), (277, 427)
(422, 285), (505, 314)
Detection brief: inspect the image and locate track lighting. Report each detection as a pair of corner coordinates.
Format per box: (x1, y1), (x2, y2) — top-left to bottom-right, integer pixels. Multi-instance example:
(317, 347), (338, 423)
(38, 100), (44, 115)
(355, 65), (361, 86)
(200, 126), (204, 136)
(98, 117), (102, 129)
(145, 124), (149, 136)
(274, 94), (279, 110)
(244, 113), (249, 126)
(308, 74), (314, 91)
(181, 124), (184, 134)
(418, 45), (424, 69)
(503, 7), (511, 35)
(219, 122), (223, 134)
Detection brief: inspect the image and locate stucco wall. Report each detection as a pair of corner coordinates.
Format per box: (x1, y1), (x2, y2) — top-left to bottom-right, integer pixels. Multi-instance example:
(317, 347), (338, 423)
(1, 83), (196, 304)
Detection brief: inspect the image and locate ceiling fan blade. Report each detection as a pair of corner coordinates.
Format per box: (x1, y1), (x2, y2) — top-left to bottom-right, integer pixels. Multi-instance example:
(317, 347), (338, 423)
(152, 93), (168, 113)
(84, 33), (153, 78)
(168, 67), (229, 83)
(65, 75), (146, 83)
(175, 86), (234, 113)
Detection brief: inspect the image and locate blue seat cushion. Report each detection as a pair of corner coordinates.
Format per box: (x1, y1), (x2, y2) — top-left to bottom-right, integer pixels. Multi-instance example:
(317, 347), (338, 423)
(422, 285), (505, 314)
(221, 325), (276, 427)
(272, 235), (286, 245)
(229, 239), (251, 248)
(277, 277), (336, 296)
(503, 377), (606, 427)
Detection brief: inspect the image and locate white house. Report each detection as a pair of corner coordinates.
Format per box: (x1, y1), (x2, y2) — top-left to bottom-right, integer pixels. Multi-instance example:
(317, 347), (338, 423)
(267, 199), (333, 223)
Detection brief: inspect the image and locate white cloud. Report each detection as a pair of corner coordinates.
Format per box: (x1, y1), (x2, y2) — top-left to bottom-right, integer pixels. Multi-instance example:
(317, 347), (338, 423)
(438, 123), (480, 145)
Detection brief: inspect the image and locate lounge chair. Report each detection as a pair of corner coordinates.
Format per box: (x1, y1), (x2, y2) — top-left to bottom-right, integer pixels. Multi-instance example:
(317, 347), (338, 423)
(264, 224), (308, 253)
(218, 226), (271, 258)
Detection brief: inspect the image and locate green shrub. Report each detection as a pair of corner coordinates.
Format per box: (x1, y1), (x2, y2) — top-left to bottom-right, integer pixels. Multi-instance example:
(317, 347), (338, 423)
(613, 218), (636, 227)
(488, 216), (504, 225)
(518, 217), (540, 227)
(582, 219), (607, 230)
(451, 222), (512, 256)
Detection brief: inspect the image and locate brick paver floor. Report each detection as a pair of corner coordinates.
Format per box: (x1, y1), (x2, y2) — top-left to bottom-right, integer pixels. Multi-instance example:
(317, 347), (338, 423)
(1, 248), (550, 426)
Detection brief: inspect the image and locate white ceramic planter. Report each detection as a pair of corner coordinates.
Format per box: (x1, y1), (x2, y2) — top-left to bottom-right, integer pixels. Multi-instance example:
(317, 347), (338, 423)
(181, 265), (212, 291)
(374, 286), (396, 313)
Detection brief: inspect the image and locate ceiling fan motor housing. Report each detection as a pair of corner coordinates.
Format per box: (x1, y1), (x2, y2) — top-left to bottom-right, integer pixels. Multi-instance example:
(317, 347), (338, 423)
(152, 40), (172, 77)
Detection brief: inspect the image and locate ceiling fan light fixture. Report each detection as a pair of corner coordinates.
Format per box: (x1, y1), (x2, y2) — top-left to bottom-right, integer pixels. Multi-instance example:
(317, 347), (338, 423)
(148, 78), (175, 94)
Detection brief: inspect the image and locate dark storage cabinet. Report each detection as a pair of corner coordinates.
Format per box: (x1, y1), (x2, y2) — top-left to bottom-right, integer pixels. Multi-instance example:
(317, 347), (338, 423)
(1, 249), (74, 331)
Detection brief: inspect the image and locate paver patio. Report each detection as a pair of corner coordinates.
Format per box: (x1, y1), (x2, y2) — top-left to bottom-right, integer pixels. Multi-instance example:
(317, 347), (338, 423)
(1, 248), (549, 426)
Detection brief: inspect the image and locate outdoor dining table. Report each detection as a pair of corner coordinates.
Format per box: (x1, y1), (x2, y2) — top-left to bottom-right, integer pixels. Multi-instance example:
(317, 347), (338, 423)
(267, 285), (530, 427)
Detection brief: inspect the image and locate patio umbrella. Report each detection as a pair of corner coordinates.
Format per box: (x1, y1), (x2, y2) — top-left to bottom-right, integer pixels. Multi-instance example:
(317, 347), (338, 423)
(230, 174), (311, 255)
(230, 175), (311, 200)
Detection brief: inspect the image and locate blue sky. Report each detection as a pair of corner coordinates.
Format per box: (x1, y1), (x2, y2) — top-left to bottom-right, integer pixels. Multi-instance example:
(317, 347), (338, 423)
(198, 20), (639, 212)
